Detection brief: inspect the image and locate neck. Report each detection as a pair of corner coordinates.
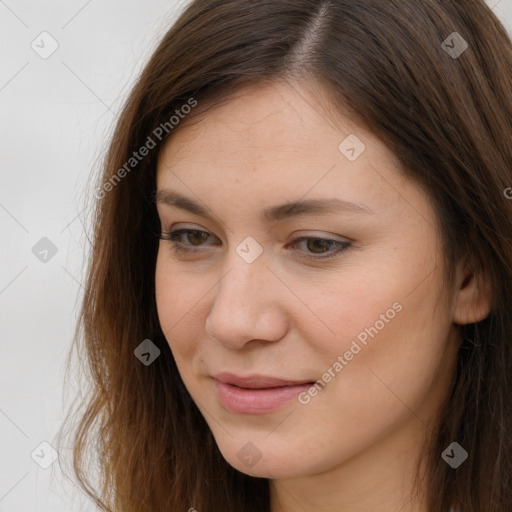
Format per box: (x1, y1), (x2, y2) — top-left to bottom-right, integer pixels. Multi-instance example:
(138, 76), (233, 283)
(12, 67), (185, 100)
(269, 412), (433, 512)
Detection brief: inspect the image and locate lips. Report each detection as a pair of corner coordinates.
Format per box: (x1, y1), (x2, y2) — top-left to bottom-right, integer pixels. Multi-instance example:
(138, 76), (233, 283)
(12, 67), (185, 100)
(211, 372), (315, 414)
(212, 371), (314, 389)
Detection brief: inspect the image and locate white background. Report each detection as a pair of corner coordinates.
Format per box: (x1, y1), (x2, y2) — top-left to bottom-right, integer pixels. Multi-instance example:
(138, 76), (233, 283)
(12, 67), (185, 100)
(1, 1), (511, 510)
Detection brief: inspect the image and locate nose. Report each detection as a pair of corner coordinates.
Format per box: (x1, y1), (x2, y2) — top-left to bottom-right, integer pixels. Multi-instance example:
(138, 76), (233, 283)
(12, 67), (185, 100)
(205, 253), (288, 350)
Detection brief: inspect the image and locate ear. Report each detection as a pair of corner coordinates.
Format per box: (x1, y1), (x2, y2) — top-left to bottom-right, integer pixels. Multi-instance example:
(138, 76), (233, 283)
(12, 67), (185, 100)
(452, 258), (493, 325)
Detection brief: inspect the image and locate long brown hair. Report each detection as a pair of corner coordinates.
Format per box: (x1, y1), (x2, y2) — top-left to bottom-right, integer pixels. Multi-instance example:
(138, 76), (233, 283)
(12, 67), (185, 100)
(55, 1), (512, 510)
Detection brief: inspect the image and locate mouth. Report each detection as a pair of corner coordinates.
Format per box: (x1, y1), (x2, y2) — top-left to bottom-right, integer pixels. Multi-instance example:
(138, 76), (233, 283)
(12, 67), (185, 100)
(212, 372), (314, 389)
(211, 372), (315, 414)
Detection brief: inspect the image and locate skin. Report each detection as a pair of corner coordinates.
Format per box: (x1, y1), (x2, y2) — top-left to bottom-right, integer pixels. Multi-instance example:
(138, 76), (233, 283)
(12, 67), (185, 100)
(154, 80), (492, 512)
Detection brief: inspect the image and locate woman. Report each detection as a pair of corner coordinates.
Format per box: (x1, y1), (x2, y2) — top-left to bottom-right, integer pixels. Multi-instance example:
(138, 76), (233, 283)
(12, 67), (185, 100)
(56, 1), (512, 511)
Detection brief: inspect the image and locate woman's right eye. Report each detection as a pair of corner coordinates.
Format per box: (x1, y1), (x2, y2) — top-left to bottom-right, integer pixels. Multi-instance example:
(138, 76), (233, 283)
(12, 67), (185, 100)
(158, 228), (218, 252)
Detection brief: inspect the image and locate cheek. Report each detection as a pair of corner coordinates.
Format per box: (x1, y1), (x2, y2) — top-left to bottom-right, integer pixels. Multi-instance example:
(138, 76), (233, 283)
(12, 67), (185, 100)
(317, 279), (452, 430)
(155, 252), (201, 360)
(155, 252), (175, 333)
(286, 263), (409, 359)
(295, 254), (452, 407)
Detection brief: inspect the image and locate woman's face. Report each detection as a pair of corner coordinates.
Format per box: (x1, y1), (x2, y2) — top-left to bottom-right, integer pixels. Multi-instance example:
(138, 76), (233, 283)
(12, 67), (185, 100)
(154, 80), (461, 480)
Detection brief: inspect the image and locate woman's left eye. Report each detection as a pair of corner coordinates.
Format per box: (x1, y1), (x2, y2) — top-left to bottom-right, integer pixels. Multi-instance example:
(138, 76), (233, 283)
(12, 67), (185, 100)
(158, 228), (351, 260)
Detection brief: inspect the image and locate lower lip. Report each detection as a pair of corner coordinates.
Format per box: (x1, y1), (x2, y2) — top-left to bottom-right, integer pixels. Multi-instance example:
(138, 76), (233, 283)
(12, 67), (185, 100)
(213, 379), (313, 414)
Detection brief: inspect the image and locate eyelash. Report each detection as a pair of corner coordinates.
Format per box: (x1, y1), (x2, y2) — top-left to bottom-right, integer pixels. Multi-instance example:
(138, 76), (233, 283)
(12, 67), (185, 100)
(158, 228), (351, 261)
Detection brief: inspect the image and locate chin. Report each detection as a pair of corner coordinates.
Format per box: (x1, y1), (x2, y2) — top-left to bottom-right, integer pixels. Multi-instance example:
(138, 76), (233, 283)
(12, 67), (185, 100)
(227, 454), (299, 479)
(211, 434), (322, 479)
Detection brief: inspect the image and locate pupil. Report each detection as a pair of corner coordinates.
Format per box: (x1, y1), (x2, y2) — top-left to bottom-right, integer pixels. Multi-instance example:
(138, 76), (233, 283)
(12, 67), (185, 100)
(308, 239), (329, 253)
(189, 230), (208, 245)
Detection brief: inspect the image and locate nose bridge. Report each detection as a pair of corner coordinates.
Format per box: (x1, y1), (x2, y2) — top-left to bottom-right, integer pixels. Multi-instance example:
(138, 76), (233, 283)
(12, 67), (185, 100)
(212, 244), (270, 320)
(219, 235), (270, 302)
(205, 244), (286, 347)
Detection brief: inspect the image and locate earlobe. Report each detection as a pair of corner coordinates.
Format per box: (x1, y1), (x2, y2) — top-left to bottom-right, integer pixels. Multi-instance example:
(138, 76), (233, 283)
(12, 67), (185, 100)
(452, 265), (493, 325)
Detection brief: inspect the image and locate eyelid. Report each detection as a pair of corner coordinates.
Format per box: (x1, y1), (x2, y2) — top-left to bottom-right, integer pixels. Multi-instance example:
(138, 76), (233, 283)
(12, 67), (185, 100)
(290, 231), (352, 243)
(160, 223), (352, 243)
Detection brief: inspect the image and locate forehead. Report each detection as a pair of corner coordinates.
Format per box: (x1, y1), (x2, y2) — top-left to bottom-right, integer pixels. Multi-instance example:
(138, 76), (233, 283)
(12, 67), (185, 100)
(158, 81), (389, 176)
(155, 81), (433, 230)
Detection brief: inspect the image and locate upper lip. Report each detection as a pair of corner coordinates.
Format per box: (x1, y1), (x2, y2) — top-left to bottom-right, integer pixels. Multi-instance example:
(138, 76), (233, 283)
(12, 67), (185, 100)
(212, 372), (314, 389)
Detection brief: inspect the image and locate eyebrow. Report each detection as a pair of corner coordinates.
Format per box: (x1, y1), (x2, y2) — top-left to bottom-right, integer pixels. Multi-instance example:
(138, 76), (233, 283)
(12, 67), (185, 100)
(155, 189), (375, 222)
